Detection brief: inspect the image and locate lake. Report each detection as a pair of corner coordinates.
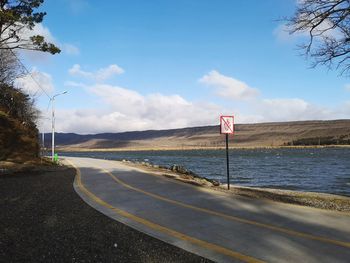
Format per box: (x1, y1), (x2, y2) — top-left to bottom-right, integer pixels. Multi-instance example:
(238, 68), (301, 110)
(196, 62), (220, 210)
(60, 148), (350, 197)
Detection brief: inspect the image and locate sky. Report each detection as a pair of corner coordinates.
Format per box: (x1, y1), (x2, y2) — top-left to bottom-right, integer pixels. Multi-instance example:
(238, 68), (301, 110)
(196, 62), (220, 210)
(15, 0), (350, 134)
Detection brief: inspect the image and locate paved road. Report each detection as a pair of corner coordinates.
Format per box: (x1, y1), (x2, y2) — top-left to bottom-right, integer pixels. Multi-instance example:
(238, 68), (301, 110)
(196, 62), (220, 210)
(64, 157), (350, 263)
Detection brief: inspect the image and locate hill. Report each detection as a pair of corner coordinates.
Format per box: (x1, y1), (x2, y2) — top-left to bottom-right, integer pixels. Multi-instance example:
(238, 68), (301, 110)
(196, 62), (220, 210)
(0, 111), (39, 161)
(46, 119), (350, 151)
(0, 84), (40, 162)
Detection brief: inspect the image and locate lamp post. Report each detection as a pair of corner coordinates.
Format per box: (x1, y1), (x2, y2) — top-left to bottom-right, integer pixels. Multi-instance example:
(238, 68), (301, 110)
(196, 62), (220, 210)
(51, 91), (67, 161)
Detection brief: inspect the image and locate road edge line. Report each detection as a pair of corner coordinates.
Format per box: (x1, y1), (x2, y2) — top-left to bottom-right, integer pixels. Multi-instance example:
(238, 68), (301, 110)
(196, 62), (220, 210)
(102, 166), (350, 249)
(66, 159), (265, 263)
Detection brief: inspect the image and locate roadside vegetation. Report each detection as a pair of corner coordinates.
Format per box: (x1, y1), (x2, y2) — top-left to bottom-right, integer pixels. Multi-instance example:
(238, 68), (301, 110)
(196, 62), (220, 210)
(0, 0), (60, 162)
(285, 135), (350, 146)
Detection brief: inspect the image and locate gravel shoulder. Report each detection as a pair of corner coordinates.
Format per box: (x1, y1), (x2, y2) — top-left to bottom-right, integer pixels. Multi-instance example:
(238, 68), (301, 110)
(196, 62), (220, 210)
(0, 164), (211, 263)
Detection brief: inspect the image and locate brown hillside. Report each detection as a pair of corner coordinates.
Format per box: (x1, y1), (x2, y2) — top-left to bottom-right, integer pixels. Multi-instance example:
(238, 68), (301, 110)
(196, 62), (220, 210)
(58, 119), (350, 151)
(0, 111), (39, 161)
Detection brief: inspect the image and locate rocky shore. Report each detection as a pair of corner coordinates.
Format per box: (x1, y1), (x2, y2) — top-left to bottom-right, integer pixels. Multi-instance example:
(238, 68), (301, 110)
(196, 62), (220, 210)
(121, 159), (350, 213)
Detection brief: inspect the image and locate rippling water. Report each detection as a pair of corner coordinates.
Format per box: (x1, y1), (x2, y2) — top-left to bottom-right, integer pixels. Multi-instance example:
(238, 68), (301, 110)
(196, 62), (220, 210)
(61, 148), (350, 196)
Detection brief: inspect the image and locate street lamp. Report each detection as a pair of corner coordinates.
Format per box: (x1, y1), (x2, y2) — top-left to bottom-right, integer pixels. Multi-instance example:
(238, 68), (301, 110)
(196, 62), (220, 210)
(51, 91), (67, 161)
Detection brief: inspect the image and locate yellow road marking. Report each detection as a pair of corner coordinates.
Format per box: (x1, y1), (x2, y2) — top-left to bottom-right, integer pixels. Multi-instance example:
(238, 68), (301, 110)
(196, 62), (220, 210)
(98, 165), (350, 250)
(66, 159), (264, 263)
(126, 162), (350, 217)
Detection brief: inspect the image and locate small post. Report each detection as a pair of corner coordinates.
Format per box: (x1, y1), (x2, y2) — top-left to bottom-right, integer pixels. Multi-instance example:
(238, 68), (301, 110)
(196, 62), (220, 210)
(54, 153), (59, 164)
(52, 97), (55, 161)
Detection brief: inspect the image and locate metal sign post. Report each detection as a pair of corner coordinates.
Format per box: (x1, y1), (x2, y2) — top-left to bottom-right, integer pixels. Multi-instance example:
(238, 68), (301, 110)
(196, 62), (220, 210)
(220, 116), (234, 190)
(225, 133), (230, 190)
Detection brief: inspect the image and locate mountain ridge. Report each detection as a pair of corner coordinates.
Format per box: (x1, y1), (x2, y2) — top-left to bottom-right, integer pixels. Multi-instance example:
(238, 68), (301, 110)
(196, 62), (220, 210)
(46, 119), (350, 150)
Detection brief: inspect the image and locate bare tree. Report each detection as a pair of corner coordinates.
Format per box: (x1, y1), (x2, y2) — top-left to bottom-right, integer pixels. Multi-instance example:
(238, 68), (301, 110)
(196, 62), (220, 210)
(287, 0), (350, 75)
(0, 48), (24, 84)
(0, 84), (39, 126)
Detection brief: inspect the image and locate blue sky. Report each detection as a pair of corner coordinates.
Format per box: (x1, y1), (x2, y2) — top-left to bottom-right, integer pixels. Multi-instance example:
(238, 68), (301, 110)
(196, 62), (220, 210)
(16, 0), (350, 133)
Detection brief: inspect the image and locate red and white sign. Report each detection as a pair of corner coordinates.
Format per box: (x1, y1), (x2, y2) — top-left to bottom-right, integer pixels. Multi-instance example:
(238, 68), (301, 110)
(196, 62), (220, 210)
(220, 115), (234, 134)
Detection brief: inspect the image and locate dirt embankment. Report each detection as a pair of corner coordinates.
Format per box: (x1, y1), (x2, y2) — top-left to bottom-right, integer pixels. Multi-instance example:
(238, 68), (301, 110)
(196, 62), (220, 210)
(0, 111), (39, 162)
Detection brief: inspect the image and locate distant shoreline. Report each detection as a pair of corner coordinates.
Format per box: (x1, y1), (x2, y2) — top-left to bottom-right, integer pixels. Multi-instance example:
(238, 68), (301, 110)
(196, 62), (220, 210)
(57, 144), (350, 152)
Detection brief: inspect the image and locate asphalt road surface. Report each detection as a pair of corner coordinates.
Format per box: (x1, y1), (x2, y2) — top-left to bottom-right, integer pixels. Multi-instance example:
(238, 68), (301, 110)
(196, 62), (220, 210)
(64, 157), (350, 263)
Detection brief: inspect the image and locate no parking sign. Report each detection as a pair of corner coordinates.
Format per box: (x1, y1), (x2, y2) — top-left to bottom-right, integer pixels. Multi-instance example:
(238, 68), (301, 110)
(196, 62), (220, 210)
(220, 116), (234, 134)
(220, 115), (234, 190)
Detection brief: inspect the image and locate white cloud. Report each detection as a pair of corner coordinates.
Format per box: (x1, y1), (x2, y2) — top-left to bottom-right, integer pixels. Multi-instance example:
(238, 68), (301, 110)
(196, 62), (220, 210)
(48, 86), (342, 134)
(18, 23), (57, 44)
(14, 24), (57, 61)
(90, 84), (145, 116)
(344, 84), (350, 92)
(9, 24), (81, 59)
(49, 83), (224, 133)
(40, 67), (349, 133)
(14, 68), (54, 97)
(69, 64), (93, 79)
(25, 24), (80, 57)
(255, 98), (333, 122)
(199, 70), (259, 100)
(198, 71), (343, 122)
(69, 64), (124, 82)
(63, 43), (80, 55)
(337, 101), (350, 118)
(96, 65), (125, 81)
(44, 84), (347, 133)
(273, 23), (308, 42)
(64, 80), (86, 88)
(274, 17), (343, 43)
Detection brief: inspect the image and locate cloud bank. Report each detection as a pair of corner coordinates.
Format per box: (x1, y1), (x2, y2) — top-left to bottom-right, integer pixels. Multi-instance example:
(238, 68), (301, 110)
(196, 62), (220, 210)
(15, 68), (54, 97)
(54, 82), (222, 134)
(17, 23), (80, 60)
(37, 67), (349, 133)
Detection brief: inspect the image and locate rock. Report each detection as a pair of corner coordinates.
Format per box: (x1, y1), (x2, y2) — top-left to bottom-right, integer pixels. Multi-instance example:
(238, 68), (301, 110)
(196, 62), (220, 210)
(187, 170), (196, 176)
(177, 166), (188, 174)
(211, 180), (220, 186)
(170, 164), (189, 174)
(202, 177), (220, 186)
(170, 164), (177, 171)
